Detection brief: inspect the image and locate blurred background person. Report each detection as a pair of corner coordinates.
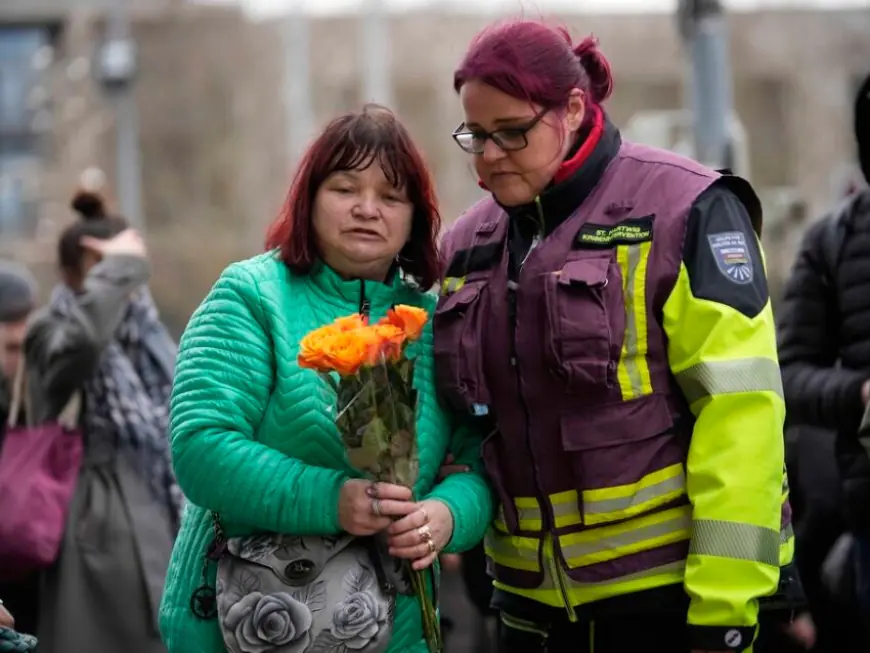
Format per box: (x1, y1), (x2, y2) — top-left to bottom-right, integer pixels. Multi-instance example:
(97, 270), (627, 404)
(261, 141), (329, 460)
(778, 69), (870, 651)
(21, 190), (179, 653)
(0, 260), (37, 438)
(0, 261), (39, 638)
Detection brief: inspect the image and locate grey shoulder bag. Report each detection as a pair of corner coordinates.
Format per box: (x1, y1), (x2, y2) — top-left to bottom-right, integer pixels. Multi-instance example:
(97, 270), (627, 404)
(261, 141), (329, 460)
(191, 514), (412, 653)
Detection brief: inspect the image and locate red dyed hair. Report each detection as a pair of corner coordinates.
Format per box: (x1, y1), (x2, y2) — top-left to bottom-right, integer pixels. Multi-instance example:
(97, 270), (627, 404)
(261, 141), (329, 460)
(265, 104), (442, 290)
(454, 19), (613, 113)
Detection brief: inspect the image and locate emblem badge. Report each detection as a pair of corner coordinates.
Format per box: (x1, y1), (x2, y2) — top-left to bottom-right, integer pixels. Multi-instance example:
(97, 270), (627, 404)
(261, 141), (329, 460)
(708, 231), (753, 285)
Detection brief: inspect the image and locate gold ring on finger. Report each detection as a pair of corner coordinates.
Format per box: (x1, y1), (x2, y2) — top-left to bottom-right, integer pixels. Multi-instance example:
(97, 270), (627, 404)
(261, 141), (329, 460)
(427, 540), (437, 555)
(417, 525), (432, 542)
(371, 499), (381, 517)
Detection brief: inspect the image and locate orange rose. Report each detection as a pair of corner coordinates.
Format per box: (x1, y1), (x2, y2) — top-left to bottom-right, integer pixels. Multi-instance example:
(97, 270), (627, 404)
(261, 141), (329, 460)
(297, 324), (341, 372)
(370, 324), (406, 363)
(319, 331), (370, 376)
(383, 305), (428, 341)
(334, 314), (368, 331)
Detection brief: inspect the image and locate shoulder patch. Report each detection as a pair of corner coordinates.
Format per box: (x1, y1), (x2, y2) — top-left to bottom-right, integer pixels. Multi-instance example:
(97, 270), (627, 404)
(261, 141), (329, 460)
(707, 231), (753, 285)
(575, 215), (654, 249)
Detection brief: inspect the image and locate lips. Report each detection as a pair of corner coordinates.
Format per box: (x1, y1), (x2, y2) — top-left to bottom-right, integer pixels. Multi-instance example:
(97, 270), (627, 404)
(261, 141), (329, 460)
(347, 228), (382, 239)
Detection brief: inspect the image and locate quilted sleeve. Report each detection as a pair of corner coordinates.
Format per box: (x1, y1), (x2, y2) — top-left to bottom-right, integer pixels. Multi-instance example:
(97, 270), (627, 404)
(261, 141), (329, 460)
(425, 423), (493, 554)
(170, 263), (348, 535)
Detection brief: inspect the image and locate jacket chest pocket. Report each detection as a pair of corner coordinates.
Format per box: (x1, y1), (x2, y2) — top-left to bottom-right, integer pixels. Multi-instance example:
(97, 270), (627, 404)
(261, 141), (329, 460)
(433, 279), (491, 413)
(543, 255), (625, 394)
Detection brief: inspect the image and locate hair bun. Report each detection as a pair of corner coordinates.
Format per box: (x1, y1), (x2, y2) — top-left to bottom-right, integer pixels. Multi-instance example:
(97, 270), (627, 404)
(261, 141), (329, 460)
(70, 189), (106, 221)
(573, 36), (614, 104)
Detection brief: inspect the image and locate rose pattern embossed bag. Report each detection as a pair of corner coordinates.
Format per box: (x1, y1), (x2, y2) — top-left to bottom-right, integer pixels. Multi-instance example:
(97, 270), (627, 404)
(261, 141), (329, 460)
(214, 531), (411, 653)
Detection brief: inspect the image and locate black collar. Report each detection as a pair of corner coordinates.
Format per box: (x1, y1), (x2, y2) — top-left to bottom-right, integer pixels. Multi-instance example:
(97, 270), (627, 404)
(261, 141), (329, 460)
(506, 116), (621, 243)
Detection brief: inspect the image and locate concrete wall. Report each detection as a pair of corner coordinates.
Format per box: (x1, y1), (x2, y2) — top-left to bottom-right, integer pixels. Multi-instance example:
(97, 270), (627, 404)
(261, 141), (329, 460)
(1, 4), (868, 324)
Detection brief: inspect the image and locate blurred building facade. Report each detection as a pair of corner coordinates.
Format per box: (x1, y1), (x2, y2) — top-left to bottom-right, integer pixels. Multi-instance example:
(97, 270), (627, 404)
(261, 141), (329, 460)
(0, 1), (868, 328)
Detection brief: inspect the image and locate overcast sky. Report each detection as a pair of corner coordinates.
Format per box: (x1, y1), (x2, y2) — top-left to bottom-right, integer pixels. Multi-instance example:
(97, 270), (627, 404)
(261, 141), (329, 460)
(197, 0), (870, 18)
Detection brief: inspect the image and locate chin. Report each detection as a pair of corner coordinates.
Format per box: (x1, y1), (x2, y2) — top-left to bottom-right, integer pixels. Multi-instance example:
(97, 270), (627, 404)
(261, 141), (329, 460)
(492, 188), (535, 207)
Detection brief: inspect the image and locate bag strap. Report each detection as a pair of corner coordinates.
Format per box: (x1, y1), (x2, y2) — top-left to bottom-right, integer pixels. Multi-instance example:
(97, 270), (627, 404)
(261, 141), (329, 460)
(6, 361), (81, 430)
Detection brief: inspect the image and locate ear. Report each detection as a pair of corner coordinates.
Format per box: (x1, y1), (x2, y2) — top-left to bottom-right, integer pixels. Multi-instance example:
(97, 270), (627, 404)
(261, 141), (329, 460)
(565, 88), (585, 133)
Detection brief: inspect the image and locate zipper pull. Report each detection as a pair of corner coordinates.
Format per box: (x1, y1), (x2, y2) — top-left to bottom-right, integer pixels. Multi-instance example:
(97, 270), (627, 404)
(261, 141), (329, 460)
(358, 279), (371, 317)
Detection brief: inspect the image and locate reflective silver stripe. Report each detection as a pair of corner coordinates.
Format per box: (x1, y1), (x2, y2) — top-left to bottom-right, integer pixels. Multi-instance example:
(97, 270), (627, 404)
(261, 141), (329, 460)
(533, 559), (687, 592)
(780, 522), (794, 544)
(675, 357), (784, 405)
(443, 277), (460, 293)
(562, 512), (691, 562)
(496, 502), (545, 531)
(584, 472), (686, 517)
(690, 519), (780, 567)
(484, 530), (540, 570)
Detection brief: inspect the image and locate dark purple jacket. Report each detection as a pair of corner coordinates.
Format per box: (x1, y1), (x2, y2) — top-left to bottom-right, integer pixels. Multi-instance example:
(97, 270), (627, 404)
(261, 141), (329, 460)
(435, 124), (793, 650)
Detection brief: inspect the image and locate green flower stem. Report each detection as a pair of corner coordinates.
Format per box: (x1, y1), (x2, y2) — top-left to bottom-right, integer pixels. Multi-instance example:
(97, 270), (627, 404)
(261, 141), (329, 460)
(409, 564), (442, 653)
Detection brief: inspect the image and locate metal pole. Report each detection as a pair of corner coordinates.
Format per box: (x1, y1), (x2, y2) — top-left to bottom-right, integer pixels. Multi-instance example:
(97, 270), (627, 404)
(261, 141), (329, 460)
(105, 0), (144, 231)
(361, 0), (392, 106)
(677, 0), (734, 170)
(284, 2), (314, 166)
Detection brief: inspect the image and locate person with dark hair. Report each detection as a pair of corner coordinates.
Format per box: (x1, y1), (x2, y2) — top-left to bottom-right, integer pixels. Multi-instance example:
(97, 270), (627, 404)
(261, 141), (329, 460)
(158, 104), (492, 653)
(779, 70), (870, 649)
(434, 19), (798, 653)
(20, 189), (179, 653)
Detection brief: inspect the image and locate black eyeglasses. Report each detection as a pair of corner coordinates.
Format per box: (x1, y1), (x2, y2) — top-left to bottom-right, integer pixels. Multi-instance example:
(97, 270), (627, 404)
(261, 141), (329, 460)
(452, 108), (549, 154)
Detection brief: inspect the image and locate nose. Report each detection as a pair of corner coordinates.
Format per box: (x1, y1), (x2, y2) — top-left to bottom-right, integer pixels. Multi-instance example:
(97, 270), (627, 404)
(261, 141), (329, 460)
(354, 190), (380, 220)
(481, 138), (506, 165)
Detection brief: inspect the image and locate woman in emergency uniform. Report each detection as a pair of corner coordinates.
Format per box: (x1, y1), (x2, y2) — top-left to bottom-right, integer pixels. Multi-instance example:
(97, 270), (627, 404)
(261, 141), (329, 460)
(434, 19), (798, 653)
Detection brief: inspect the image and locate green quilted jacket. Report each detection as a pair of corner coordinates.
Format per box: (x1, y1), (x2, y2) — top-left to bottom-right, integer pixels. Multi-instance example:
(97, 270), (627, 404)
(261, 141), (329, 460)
(159, 253), (493, 653)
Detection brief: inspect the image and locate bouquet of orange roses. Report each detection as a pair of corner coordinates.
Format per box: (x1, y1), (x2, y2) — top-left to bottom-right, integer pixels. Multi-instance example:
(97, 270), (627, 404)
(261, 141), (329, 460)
(297, 305), (442, 653)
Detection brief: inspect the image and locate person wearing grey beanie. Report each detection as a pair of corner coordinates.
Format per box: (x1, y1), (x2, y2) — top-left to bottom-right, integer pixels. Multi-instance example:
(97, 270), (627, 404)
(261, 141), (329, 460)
(0, 262), (38, 646)
(0, 262), (37, 324)
(0, 260), (37, 422)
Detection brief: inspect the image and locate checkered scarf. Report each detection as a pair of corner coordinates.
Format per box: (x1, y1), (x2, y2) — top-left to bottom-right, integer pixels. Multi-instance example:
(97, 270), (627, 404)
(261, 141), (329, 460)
(50, 284), (183, 527)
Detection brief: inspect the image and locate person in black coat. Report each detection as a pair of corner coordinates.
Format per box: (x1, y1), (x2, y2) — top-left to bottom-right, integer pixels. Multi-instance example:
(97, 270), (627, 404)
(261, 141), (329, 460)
(778, 70), (870, 651)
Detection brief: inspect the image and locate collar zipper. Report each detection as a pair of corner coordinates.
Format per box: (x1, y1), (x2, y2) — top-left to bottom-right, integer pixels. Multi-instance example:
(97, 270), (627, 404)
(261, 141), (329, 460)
(358, 279), (371, 317)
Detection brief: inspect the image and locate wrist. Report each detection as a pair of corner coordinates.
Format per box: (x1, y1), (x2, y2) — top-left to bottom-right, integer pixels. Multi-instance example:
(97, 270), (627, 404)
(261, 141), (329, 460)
(687, 624), (755, 653)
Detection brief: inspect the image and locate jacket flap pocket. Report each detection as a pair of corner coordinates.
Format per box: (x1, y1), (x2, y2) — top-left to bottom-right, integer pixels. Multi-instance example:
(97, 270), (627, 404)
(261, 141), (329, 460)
(437, 282), (482, 313)
(560, 393), (674, 451)
(557, 258), (609, 287)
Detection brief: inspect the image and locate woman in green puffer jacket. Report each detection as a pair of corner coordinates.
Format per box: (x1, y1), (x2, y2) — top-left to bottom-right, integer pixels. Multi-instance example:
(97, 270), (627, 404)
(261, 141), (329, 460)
(159, 104), (493, 653)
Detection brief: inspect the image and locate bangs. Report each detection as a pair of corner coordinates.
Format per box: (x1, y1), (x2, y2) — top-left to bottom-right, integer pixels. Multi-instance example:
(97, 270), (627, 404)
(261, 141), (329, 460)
(322, 109), (416, 190)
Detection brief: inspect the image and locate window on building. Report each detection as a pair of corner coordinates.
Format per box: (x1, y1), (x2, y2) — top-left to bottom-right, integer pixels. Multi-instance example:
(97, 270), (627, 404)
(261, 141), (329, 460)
(0, 26), (53, 235)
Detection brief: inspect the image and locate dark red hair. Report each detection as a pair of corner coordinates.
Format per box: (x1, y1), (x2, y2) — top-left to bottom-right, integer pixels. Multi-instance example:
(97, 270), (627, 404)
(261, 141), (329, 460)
(454, 19), (613, 113)
(265, 104), (441, 289)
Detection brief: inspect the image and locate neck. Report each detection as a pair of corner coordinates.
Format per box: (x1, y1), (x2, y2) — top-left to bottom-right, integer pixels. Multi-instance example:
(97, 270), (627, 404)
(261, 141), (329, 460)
(330, 262), (392, 285)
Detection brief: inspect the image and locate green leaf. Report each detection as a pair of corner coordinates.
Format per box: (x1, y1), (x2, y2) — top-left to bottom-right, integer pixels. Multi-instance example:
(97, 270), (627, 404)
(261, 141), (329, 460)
(347, 446), (381, 476)
(363, 416), (391, 454)
(392, 454), (418, 489)
(389, 429), (414, 459)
